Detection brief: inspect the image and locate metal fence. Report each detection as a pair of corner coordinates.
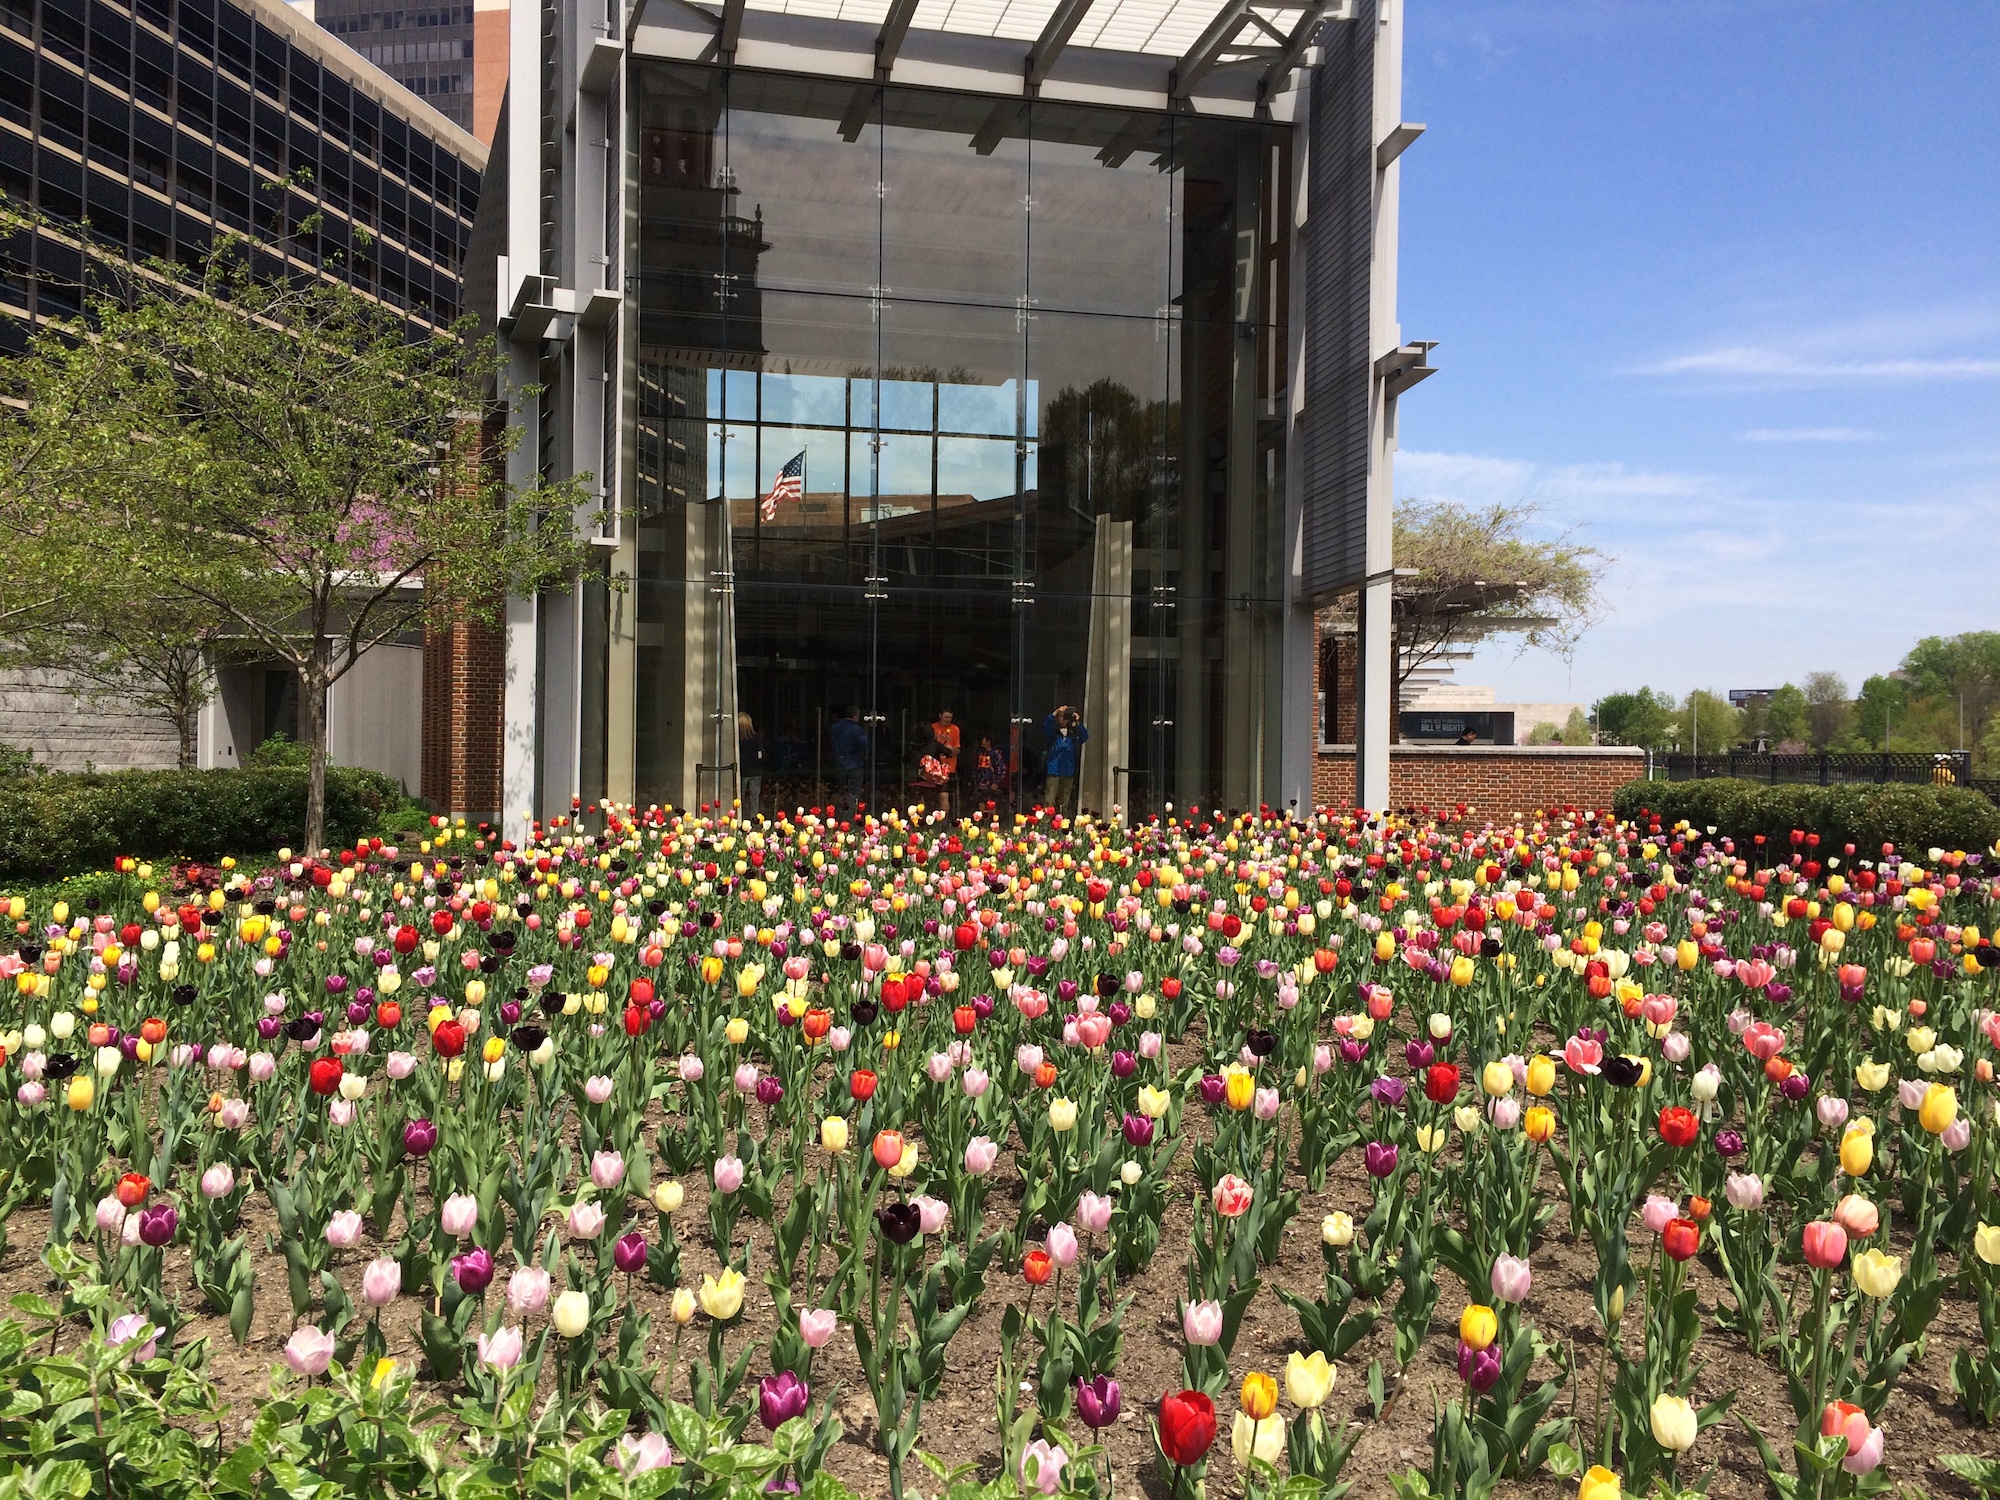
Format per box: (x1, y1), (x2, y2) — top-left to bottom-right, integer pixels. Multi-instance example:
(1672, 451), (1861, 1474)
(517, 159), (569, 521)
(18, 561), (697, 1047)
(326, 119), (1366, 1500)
(1650, 750), (1974, 788)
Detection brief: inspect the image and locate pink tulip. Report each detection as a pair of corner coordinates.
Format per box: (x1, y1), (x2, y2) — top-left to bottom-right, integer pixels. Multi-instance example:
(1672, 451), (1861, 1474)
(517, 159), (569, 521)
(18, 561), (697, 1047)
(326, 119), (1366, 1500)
(1816, 1097), (1849, 1130)
(1802, 1220), (1848, 1270)
(1076, 1191), (1113, 1234)
(1641, 1195), (1678, 1235)
(386, 1052), (417, 1079)
(96, 1197), (127, 1235)
(1212, 1174), (1253, 1218)
(284, 1325), (335, 1377)
(478, 1325), (525, 1371)
(1489, 1254), (1532, 1304)
(733, 1063), (759, 1094)
(1047, 1223), (1079, 1267)
(248, 1053), (277, 1082)
(612, 1433), (677, 1475)
(585, 1075), (615, 1104)
(590, 1150), (625, 1190)
(679, 1055), (705, 1082)
(508, 1266), (551, 1314)
(568, 1201), (607, 1239)
(799, 1308), (838, 1348)
(362, 1256), (402, 1307)
(218, 1098), (250, 1129)
(913, 1195), (950, 1235)
(1252, 1087), (1280, 1120)
(200, 1165), (235, 1199)
(927, 1052), (954, 1083)
(441, 1194), (478, 1237)
(964, 1137), (999, 1175)
(1182, 1299), (1223, 1346)
(325, 1210), (363, 1247)
(712, 1155), (745, 1195)
(962, 1067), (990, 1098)
(1832, 1194), (1880, 1238)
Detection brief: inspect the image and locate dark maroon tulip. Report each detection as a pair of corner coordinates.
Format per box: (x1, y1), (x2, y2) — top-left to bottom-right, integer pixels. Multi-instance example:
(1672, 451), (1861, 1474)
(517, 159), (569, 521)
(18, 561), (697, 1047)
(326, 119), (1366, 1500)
(137, 1203), (178, 1247)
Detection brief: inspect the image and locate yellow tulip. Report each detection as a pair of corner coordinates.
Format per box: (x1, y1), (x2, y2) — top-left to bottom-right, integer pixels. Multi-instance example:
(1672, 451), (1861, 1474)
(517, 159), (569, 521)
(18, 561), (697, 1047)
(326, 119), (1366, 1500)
(1838, 1128), (1873, 1176)
(698, 1267), (746, 1320)
(1449, 955), (1475, 987)
(1482, 1061), (1515, 1098)
(552, 1290), (591, 1337)
(1138, 1085), (1171, 1119)
(1525, 1055), (1557, 1096)
(1973, 1223), (2000, 1266)
(1231, 1412), (1285, 1467)
(653, 1180), (685, 1213)
(1322, 1212), (1354, 1247)
(1048, 1097), (1078, 1132)
(1855, 1060), (1890, 1092)
(66, 1075), (95, 1111)
(1458, 1304), (1498, 1352)
(724, 1017), (749, 1045)
(821, 1116), (850, 1155)
(1578, 1465), (1622, 1500)
(1239, 1370), (1278, 1420)
(1919, 1083), (1958, 1135)
(1285, 1350), (1335, 1409)
(670, 1287), (699, 1324)
(1851, 1248), (1903, 1299)
(1649, 1394), (1697, 1453)
(1223, 1066), (1255, 1112)
(1524, 1106), (1556, 1143)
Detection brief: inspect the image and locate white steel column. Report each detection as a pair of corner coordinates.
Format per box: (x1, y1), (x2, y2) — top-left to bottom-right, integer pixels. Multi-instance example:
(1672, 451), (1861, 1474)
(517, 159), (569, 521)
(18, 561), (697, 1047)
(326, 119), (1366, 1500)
(1353, 0), (1404, 816)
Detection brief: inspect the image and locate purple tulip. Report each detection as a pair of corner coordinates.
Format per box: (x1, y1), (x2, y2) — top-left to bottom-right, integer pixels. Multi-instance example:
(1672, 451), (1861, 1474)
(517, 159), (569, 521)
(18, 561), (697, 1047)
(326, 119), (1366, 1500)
(1338, 1038), (1368, 1064)
(1075, 1373), (1121, 1429)
(1122, 1112), (1155, 1147)
(1365, 1141), (1399, 1179)
(1199, 1074), (1227, 1106)
(758, 1371), (811, 1431)
(1779, 1072), (1811, 1101)
(137, 1203), (178, 1247)
(1110, 1050), (1137, 1079)
(453, 1246), (495, 1296)
(613, 1231), (648, 1275)
(1108, 1002), (1132, 1027)
(1369, 1076), (1408, 1108)
(755, 1075), (785, 1107)
(346, 1001), (370, 1025)
(1405, 1039), (1435, 1069)
(972, 995), (995, 1021)
(1458, 1340), (1502, 1392)
(1713, 1128), (1745, 1157)
(1056, 979), (1079, 1005)
(404, 1118), (439, 1157)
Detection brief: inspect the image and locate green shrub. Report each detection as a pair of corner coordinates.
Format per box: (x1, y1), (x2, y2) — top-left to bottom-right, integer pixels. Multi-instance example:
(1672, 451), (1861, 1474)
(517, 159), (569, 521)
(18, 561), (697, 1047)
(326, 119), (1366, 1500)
(1612, 777), (2000, 855)
(0, 766), (403, 880)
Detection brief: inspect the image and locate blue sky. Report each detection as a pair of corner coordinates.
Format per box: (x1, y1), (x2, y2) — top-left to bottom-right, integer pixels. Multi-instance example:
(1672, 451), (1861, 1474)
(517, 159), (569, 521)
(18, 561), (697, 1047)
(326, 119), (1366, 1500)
(1393, 0), (2000, 708)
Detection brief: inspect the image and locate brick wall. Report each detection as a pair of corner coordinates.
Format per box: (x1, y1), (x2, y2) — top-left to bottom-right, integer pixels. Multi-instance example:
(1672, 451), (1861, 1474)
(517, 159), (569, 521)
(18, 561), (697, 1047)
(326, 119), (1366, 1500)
(1314, 745), (1646, 816)
(421, 605), (505, 818)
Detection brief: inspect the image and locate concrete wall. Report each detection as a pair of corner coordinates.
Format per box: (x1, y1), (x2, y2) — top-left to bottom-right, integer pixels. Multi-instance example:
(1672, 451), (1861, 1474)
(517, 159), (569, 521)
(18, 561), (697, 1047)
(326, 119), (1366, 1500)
(1314, 744), (1645, 816)
(328, 644), (423, 793)
(0, 667), (180, 770)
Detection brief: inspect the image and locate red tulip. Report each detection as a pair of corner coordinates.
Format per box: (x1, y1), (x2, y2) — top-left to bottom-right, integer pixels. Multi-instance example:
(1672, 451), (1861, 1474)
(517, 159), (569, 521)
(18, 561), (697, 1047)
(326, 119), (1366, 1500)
(115, 1172), (151, 1208)
(309, 1057), (344, 1096)
(850, 1069), (878, 1102)
(432, 1020), (467, 1058)
(1658, 1106), (1699, 1148)
(1023, 1247), (1053, 1285)
(394, 925), (419, 954)
(1157, 1389), (1218, 1466)
(1662, 1217), (1699, 1261)
(1802, 1220), (1848, 1269)
(375, 1000), (402, 1029)
(1424, 1063), (1460, 1104)
(623, 1005), (650, 1037)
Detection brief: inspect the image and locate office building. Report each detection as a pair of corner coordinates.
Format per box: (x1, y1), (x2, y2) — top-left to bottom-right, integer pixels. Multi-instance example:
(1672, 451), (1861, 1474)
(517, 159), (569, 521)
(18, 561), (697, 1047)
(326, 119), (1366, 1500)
(440, 0), (1428, 823)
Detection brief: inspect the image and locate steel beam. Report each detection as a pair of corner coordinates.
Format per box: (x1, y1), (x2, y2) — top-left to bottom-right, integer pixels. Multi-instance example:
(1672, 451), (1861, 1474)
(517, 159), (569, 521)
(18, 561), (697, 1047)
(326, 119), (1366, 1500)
(1025, 0), (1099, 90)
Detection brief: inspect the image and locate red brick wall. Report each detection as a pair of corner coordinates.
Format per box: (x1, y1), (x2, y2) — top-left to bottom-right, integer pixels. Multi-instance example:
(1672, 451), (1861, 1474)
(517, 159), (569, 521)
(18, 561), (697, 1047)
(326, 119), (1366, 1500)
(1316, 627), (1397, 746)
(422, 606), (506, 818)
(1314, 747), (1645, 817)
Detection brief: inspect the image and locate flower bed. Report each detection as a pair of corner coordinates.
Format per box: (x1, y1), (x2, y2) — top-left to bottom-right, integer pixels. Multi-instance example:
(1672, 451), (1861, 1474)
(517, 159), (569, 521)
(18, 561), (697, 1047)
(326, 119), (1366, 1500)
(0, 807), (1997, 1500)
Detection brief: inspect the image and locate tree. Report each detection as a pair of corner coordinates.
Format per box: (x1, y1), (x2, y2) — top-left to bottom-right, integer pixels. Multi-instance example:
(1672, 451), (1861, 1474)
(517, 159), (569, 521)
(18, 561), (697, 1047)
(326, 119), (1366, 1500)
(1679, 690), (1741, 754)
(1, 229), (591, 850)
(1593, 688), (1675, 748)
(1802, 671), (1850, 749)
(1898, 632), (2000, 751)
(1371, 499), (1607, 707)
(1850, 675), (1906, 750)
(1562, 706), (1592, 745)
(1763, 683), (1809, 749)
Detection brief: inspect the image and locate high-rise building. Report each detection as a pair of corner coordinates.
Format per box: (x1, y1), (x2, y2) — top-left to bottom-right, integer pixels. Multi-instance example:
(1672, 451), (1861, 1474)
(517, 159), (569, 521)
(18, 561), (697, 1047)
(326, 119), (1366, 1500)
(438, 0), (1428, 823)
(0, 0), (486, 346)
(304, 0), (507, 143)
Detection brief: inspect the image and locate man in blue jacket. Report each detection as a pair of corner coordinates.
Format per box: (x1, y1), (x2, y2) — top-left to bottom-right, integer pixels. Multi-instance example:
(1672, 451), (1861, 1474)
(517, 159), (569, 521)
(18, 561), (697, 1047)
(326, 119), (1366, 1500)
(829, 705), (868, 818)
(1041, 705), (1088, 816)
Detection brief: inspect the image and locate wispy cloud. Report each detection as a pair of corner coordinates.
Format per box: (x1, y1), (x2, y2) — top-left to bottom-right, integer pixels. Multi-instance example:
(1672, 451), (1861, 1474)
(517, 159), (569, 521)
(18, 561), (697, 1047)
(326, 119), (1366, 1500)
(1738, 426), (1883, 443)
(1639, 346), (2000, 381)
(1398, 450), (1712, 507)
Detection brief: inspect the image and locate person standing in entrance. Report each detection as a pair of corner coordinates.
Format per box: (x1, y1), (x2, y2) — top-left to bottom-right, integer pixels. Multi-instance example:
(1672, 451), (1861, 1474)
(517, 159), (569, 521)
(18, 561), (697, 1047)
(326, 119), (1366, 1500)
(829, 705), (868, 819)
(737, 712), (765, 818)
(1041, 704), (1088, 817)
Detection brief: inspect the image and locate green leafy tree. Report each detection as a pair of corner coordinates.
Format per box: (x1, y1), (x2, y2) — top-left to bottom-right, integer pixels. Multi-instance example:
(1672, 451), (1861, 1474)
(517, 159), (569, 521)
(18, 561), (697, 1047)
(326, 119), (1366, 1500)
(1899, 631), (2000, 751)
(1763, 683), (1810, 748)
(1, 232), (591, 849)
(1678, 690), (1742, 754)
(1850, 675), (1906, 750)
(1593, 688), (1675, 748)
(1802, 671), (1850, 749)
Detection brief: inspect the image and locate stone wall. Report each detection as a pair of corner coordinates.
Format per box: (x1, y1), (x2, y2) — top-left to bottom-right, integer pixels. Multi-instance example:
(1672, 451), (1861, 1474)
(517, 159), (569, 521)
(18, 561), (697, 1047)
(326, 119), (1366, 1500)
(1313, 744), (1647, 816)
(0, 667), (179, 771)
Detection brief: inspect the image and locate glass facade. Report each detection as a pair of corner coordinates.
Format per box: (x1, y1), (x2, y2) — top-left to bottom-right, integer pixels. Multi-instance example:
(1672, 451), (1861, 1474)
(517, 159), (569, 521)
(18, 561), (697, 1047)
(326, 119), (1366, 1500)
(313, 0), (473, 132)
(0, 0), (480, 350)
(626, 63), (1295, 819)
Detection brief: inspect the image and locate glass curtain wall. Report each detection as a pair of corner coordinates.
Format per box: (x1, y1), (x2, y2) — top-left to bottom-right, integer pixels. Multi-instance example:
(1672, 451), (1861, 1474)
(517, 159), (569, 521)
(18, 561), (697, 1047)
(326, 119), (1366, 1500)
(630, 62), (1291, 818)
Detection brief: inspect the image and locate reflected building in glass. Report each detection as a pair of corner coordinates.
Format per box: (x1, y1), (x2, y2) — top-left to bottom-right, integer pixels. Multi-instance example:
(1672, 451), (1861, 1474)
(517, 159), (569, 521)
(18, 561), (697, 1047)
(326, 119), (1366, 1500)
(466, 0), (1421, 823)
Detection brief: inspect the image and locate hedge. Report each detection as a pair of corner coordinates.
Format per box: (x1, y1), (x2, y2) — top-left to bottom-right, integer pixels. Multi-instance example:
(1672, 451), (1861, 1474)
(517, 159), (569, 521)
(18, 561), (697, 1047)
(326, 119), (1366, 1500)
(0, 766), (403, 880)
(1611, 777), (2000, 857)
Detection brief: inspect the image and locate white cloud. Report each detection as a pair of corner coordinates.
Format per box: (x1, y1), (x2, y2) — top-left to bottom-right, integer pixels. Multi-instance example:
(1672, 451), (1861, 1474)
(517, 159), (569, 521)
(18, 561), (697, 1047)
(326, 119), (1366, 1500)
(1397, 450), (1712, 508)
(1738, 426), (1883, 443)
(1639, 346), (2000, 381)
